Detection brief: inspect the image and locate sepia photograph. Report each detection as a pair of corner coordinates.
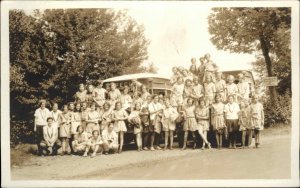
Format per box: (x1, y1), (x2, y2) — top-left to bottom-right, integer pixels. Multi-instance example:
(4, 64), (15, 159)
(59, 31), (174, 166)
(1, 0), (299, 187)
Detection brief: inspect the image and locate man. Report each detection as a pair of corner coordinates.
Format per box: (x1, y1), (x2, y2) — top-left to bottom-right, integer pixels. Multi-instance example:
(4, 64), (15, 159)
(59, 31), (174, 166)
(40, 117), (61, 156)
(34, 99), (51, 155)
(102, 123), (119, 155)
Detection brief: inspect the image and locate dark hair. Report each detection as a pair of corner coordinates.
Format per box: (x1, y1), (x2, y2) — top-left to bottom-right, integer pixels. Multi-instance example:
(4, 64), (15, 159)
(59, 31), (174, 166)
(47, 117), (54, 122)
(152, 94), (159, 100)
(39, 99), (47, 106)
(76, 125), (84, 133)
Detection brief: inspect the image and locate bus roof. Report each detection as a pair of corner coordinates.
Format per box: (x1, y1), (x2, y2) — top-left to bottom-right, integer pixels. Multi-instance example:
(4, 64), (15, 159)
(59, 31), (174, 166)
(103, 73), (170, 83)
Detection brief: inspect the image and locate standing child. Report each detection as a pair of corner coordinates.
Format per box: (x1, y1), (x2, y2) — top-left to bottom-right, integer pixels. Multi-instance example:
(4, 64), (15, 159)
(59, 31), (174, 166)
(112, 102), (128, 153)
(250, 95), (264, 148)
(59, 105), (72, 155)
(108, 82), (121, 108)
(93, 80), (107, 107)
(140, 104), (150, 150)
(195, 99), (211, 150)
(182, 98), (198, 150)
(86, 103), (100, 137)
(120, 86), (132, 111)
(170, 77), (185, 108)
(211, 94), (226, 149)
(189, 57), (198, 75)
(204, 75), (216, 106)
(74, 83), (87, 104)
(239, 101), (251, 148)
(128, 103), (143, 151)
(50, 103), (62, 130)
(226, 75), (238, 102)
(237, 73), (250, 103)
(83, 130), (103, 157)
(224, 95), (240, 149)
(162, 100), (178, 150)
(215, 72), (227, 102)
(70, 103), (82, 154)
(100, 102), (112, 133)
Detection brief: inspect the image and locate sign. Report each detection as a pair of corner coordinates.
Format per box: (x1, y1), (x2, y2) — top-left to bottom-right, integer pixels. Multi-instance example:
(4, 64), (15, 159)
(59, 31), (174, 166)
(262, 77), (278, 86)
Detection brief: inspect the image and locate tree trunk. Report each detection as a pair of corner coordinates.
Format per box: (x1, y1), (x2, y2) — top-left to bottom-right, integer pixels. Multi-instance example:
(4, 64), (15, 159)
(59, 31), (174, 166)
(259, 34), (277, 101)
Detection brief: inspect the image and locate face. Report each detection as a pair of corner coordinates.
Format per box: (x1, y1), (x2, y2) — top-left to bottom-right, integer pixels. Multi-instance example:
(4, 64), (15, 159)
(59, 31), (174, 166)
(105, 83), (110, 90)
(153, 96), (159, 103)
(76, 104), (81, 111)
(53, 104), (58, 111)
(98, 82), (103, 88)
(47, 119), (53, 126)
(103, 104), (109, 111)
(142, 86), (147, 92)
(182, 70), (188, 76)
(78, 126), (83, 134)
(186, 80), (192, 87)
(108, 124), (113, 132)
(135, 103), (141, 111)
(191, 58), (196, 64)
(215, 95), (220, 103)
(216, 73), (222, 80)
(165, 101), (171, 108)
(69, 103), (75, 111)
(116, 102), (121, 110)
(253, 96), (259, 103)
(79, 84), (85, 92)
(172, 67), (178, 74)
(111, 83), (116, 90)
(40, 102), (46, 109)
(82, 103), (87, 109)
(91, 105), (96, 111)
(63, 106), (68, 113)
(93, 131), (99, 138)
(228, 76), (234, 83)
(206, 76), (212, 82)
(199, 100), (205, 107)
(147, 96), (152, 103)
(228, 96), (234, 103)
(187, 99), (193, 106)
(177, 77), (183, 84)
(124, 88), (129, 94)
(193, 79), (198, 85)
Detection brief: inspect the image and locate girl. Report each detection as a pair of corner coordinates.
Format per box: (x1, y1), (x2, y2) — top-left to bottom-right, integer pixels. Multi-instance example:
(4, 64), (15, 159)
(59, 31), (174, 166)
(162, 100), (178, 150)
(120, 86), (132, 111)
(102, 123), (119, 154)
(237, 73), (250, 103)
(148, 95), (164, 151)
(170, 66), (180, 85)
(203, 53), (218, 83)
(226, 75), (238, 102)
(198, 57), (206, 84)
(182, 98), (198, 150)
(195, 99), (211, 150)
(100, 102), (112, 133)
(192, 77), (204, 103)
(189, 57), (198, 75)
(93, 80), (107, 107)
(175, 105), (186, 148)
(141, 85), (151, 102)
(215, 72), (227, 102)
(86, 103), (100, 138)
(211, 94), (226, 149)
(80, 102), (90, 130)
(108, 82), (122, 108)
(250, 95), (264, 148)
(59, 105), (72, 155)
(140, 103), (150, 150)
(70, 103), (82, 154)
(83, 130), (103, 157)
(170, 77), (185, 108)
(204, 75), (216, 106)
(112, 102), (128, 153)
(72, 125), (88, 155)
(50, 102), (61, 129)
(86, 84), (95, 106)
(183, 79), (194, 105)
(74, 83), (87, 104)
(224, 95), (240, 149)
(239, 101), (251, 148)
(128, 103), (143, 151)
(131, 91), (143, 111)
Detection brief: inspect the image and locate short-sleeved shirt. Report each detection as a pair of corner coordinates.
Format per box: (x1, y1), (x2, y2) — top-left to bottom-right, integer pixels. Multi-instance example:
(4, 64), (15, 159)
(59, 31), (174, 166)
(224, 102), (240, 120)
(34, 108), (51, 126)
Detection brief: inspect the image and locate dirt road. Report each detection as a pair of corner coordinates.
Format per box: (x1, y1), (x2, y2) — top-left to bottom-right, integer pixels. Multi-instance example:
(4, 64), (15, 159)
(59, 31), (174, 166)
(11, 131), (291, 180)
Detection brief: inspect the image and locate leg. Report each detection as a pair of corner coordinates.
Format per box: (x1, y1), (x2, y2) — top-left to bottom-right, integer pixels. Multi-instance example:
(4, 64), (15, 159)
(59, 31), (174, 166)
(247, 129), (253, 147)
(215, 131), (220, 149)
(219, 133), (223, 148)
(150, 132), (155, 150)
(119, 132), (124, 153)
(53, 140), (61, 155)
(169, 131), (174, 150)
(155, 132), (161, 149)
(72, 141), (77, 152)
(91, 145), (99, 157)
(136, 133), (141, 151)
(164, 131), (169, 150)
(232, 131), (237, 149)
(192, 131), (197, 149)
(228, 132), (233, 148)
(138, 133), (142, 150)
(182, 131), (188, 150)
(65, 138), (70, 154)
(242, 130), (246, 148)
(83, 145), (90, 157)
(61, 138), (66, 154)
(103, 141), (109, 153)
(143, 132), (150, 150)
(36, 127), (44, 155)
(69, 134), (74, 154)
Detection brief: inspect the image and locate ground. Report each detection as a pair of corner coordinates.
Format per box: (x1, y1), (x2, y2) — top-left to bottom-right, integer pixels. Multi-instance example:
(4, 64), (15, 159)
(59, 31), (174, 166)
(11, 126), (291, 180)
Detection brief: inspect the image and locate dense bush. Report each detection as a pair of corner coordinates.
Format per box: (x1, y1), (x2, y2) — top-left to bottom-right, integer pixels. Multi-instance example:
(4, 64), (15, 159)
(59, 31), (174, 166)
(263, 91), (291, 127)
(10, 120), (35, 147)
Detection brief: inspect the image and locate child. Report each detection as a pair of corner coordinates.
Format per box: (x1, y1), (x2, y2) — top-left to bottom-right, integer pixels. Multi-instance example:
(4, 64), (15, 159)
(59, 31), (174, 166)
(93, 80), (107, 107)
(141, 85), (151, 102)
(100, 102), (112, 132)
(215, 72), (227, 102)
(192, 77), (204, 103)
(102, 123), (119, 155)
(170, 77), (185, 108)
(224, 95), (240, 149)
(203, 53), (218, 83)
(226, 75), (238, 102)
(86, 84), (95, 106)
(140, 104), (150, 150)
(148, 95), (164, 151)
(182, 98), (197, 150)
(237, 73), (250, 103)
(86, 103), (100, 137)
(175, 105), (186, 148)
(250, 95), (264, 148)
(211, 94), (226, 149)
(40, 117), (61, 156)
(195, 99), (211, 150)
(239, 101), (251, 148)
(189, 57), (198, 75)
(80, 102), (90, 130)
(59, 105), (72, 155)
(72, 125), (88, 155)
(74, 83), (87, 104)
(170, 66), (180, 85)
(70, 103), (82, 154)
(162, 100), (178, 150)
(34, 99), (51, 155)
(120, 86), (132, 111)
(50, 103), (61, 130)
(112, 101), (128, 153)
(183, 79), (194, 105)
(128, 103), (143, 151)
(131, 91), (143, 111)
(198, 57), (206, 84)
(108, 82), (121, 108)
(204, 75), (216, 106)
(83, 130), (103, 157)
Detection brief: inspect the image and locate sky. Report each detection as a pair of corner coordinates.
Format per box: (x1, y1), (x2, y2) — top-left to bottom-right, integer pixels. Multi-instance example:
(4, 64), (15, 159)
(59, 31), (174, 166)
(127, 7), (256, 77)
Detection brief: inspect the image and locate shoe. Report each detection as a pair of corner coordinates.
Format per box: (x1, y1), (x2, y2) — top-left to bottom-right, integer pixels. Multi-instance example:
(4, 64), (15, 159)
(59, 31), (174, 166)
(104, 152), (108, 155)
(193, 143), (197, 150)
(118, 149), (122, 154)
(233, 146), (236, 149)
(181, 146), (186, 150)
(156, 146), (162, 150)
(169, 147), (173, 150)
(83, 153), (88, 157)
(242, 146), (245, 149)
(229, 145), (233, 149)
(143, 147), (149, 151)
(201, 146), (205, 150)
(150, 147), (155, 151)
(91, 153), (96, 158)
(207, 143), (211, 149)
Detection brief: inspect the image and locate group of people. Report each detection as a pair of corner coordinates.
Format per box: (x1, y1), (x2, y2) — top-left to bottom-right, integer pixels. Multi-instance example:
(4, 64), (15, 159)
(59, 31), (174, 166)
(34, 53), (264, 158)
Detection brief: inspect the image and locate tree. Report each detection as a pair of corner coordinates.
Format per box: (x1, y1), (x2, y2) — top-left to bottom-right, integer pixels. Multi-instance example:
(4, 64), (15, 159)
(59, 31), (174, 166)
(208, 8), (291, 101)
(10, 9), (149, 121)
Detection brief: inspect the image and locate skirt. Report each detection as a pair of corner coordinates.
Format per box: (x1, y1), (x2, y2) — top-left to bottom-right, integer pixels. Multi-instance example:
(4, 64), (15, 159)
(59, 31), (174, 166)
(134, 124), (143, 134)
(71, 121), (81, 134)
(251, 118), (264, 131)
(60, 123), (71, 138)
(212, 115), (225, 130)
(197, 120), (209, 132)
(113, 120), (127, 133)
(162, 120), (176, 131)
(183, 117), (197, 131)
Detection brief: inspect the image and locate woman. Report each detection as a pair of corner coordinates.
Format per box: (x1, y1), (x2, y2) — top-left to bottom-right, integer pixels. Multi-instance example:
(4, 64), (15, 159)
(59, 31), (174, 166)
(34, 99), (51, 155)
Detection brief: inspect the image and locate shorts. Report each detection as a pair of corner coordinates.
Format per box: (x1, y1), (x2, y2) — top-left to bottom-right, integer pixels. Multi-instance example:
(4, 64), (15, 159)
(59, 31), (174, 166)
(226, 119), (239, 132)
